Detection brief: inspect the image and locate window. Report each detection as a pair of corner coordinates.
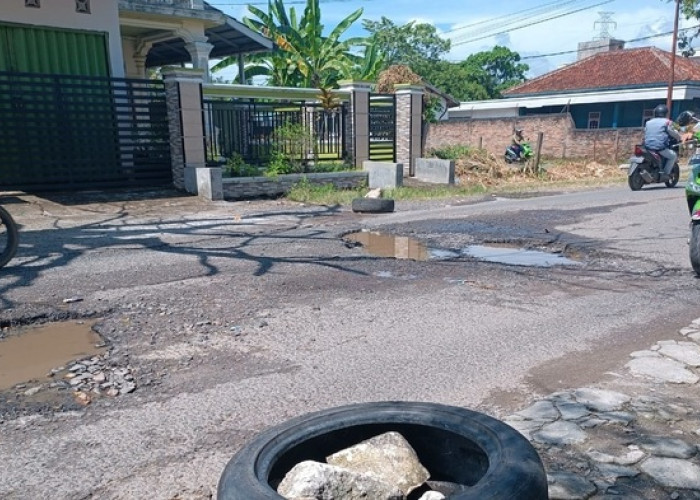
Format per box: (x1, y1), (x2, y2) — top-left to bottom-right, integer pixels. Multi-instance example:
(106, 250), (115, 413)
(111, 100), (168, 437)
(25, 0), (40, 7)
(642, 109), (654, 126)
(588, 111), (600, 129)
(76, 0), (90, 13)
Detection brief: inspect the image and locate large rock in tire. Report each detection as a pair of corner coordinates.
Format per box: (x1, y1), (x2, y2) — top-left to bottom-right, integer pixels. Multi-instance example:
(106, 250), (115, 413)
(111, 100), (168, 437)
(217, 401), (548, 499)
(352, 198), (394, 213)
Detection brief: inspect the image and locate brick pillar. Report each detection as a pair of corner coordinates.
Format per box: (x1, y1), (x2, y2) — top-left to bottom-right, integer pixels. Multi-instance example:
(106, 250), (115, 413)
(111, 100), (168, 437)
(395, 84), (424, 177)
(162, 68), (207, 193)
(338, 81), (371, 168)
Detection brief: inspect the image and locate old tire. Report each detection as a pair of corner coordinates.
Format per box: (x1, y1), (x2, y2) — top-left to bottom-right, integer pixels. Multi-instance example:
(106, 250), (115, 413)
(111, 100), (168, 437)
(351, 198), (395, 213)
(0, 206), (18, 269)
(628, 169), (644, 191)
(666, 164), (680, 188)
(217, 401), (548, 500)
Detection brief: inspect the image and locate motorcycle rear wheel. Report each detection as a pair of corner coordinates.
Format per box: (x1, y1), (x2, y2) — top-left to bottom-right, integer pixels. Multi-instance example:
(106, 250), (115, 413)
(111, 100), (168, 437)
(690, 223), (700, 276)
(665, 164), (680, 188)
(0, 206), (19, 269)
(628, 169), (645, 191)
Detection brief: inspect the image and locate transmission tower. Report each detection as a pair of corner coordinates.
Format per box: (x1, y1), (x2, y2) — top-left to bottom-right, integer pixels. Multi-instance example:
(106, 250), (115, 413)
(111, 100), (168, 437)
(593, 11), (616, 40)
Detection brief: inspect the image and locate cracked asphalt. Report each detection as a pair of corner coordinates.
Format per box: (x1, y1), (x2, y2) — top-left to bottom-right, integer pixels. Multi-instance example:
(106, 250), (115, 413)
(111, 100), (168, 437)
(0, 184), (699, 499)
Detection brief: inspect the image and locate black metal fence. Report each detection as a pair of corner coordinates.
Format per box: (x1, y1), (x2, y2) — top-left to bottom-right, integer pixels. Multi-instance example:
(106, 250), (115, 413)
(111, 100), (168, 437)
(0, 71), (172, 191)
(369, 94), (396, 162)
(204, 98), (347, 167)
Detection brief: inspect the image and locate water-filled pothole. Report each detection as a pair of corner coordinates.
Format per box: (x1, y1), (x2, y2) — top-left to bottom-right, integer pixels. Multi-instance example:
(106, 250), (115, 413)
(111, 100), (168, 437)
(344, 231), (580, 267)
(0, 320), (105, 390)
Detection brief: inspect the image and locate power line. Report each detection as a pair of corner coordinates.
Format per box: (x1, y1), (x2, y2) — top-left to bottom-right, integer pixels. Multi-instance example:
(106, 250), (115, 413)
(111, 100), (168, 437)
(443, 0), (581, 35)
(450, 0), (614, 47)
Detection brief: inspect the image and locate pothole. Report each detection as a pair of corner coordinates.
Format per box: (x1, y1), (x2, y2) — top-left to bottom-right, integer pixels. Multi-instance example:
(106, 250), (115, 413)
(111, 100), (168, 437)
(0, 320), (106, 390)
(344, 230), (581, 267)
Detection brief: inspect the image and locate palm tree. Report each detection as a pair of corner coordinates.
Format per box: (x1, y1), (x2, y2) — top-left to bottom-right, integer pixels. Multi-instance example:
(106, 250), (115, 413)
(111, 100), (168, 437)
(212, 0), (368, 89)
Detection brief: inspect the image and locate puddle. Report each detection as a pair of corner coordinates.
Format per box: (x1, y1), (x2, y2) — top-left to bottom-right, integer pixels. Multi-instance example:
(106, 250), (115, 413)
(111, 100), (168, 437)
(0, 321), (105, 390)
(461, 245), (581, 267)
(345, 231), (580, 267)
(345, 231), (431, 260)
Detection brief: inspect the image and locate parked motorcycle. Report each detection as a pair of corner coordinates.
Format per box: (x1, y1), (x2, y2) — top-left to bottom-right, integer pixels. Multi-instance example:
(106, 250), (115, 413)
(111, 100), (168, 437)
(627, 139), (680, 191)
(504, 141), (533, 164)
(0, 205), (18, 268)
(686, 159), (700, 275)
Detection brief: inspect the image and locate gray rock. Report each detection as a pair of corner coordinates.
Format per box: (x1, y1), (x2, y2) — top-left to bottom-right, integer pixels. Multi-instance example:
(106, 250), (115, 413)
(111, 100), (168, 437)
(639, 457), (700, 489)
(578, 418), (606, 429)
(595, 463), (639, 479)
(679, 327), (698, 336)
(658, 343), (700, 367)
(597, 411), (635, 426)
(629, 350), (660, 358)
(626, 357), (700, 384)
(516, 401), (560, 421)
(326, 432), (429, 496)
(547, 471), (597, 500)
(276, 461), (403, 500)
(418, 492), (445, 500)
(555, 402), (590, 421)
(504, 419), (545, 440)
(533, 421), (587, 446)
(638, 437), (698, 459)
(573, 388), (630, 412)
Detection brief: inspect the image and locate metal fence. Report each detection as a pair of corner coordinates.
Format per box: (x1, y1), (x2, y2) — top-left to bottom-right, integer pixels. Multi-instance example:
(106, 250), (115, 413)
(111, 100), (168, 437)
(204, 98), (347, 167)
(0, 71), (172, 191)
(369, 94), (396, 162)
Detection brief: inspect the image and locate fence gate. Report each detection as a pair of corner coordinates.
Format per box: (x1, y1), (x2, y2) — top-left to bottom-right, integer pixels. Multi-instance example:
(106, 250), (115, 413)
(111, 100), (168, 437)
(204, 99), (347, 166)
(369, 94), (396, 162)
(0, 71), (172, 191)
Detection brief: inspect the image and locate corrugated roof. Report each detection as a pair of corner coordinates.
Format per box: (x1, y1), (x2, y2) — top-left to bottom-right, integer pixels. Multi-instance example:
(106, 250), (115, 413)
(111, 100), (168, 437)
(505, 47), (700, 96)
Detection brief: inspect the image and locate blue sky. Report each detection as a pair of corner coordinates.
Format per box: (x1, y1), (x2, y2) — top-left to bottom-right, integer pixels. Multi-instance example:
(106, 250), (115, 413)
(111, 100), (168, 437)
(206, 0), (697, 78)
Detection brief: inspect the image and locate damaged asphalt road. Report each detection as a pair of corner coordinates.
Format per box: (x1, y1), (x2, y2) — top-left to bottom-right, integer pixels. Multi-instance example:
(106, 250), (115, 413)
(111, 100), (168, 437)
(0, 185), (699, 499)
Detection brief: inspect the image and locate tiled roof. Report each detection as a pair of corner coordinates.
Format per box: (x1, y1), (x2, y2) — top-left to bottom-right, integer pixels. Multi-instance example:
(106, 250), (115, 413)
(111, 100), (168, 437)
(505, 47), (700, 96)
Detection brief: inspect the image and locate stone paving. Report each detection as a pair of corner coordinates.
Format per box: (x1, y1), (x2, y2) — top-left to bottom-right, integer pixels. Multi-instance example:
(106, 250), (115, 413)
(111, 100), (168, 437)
(505, 319), (700, 499)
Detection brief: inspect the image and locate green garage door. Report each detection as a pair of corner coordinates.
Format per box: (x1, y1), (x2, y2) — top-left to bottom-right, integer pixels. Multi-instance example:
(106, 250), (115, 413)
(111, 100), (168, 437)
(0, 23), (109, 76)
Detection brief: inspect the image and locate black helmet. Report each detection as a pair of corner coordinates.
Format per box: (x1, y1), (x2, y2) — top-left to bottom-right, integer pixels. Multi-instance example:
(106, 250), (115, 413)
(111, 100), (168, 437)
(654, 104), (668, 118)
(677, 110), (696, 127)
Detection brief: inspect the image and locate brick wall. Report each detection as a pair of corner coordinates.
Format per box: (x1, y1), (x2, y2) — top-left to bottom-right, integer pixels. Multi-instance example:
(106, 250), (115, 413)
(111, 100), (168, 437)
(425, 114), (644, 163)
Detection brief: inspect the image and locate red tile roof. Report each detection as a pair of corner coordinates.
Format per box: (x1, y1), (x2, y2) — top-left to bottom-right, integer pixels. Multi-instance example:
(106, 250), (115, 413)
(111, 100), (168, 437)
(504, 47), (700, 96)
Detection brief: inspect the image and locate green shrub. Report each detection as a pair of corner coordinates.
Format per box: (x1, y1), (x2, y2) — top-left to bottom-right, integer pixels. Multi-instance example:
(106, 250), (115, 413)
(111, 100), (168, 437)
(265, 151), (295, 177)
(428, 144), (472, 160)
(223, 152), (259, 177)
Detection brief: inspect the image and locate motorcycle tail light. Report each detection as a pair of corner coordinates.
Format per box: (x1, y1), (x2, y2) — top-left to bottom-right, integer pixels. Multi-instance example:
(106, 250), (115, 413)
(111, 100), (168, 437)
(634, 145), (644, 155)
(693, 210), (700, 221)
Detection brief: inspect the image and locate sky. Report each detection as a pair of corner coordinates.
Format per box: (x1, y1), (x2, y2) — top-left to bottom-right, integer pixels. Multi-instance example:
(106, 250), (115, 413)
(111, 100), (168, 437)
(205, 0), (698, 79)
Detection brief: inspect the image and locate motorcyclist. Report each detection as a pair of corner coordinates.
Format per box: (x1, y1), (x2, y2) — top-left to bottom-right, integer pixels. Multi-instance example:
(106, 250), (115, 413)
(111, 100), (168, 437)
(510, 128), (526, 160)
(643, 104), (682, 179)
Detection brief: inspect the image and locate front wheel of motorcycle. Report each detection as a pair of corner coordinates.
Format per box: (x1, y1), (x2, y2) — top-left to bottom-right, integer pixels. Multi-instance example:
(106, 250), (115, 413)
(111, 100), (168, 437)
(665, 164), (680, 188)
(628, 169), (645, 191)
(690, 223), (700, 276)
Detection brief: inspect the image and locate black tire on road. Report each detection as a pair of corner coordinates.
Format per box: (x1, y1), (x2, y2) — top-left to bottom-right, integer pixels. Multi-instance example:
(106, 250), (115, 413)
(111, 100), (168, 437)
(0, 206), (18, 269)
(217, 401), (549, 500)
(690, 223), (700, 276)
(628, 169), (645, 191)
(351, 197), (395, 213)
(665, 164), (680, 188)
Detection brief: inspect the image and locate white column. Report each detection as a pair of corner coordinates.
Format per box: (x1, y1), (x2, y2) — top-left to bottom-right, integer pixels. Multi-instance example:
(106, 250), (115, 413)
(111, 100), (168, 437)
(184, 41), (214, 82)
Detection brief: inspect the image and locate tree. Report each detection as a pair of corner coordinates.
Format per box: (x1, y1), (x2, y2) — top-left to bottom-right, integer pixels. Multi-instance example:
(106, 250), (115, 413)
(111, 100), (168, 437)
(679, 0), (700, 56)
(460, 46), (529, 97)
(211, 0), (368, 88)
(362, 17), (450, 70)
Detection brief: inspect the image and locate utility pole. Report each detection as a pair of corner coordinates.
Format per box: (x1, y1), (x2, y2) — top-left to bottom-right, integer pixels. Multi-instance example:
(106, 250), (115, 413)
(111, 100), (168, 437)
(666, 0), (681, 116)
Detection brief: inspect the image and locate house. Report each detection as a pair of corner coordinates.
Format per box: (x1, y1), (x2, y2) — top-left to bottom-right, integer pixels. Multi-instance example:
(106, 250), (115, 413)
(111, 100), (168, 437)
(1, 0), (272, 80)
(449, 44), (700, 130)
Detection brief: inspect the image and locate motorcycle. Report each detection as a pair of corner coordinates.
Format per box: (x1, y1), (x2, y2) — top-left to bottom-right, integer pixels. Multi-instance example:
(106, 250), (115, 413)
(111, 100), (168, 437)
(627, 138), (680, 191)
(0, 205), (18, 268)
(504, 141), (533, 164)
(686, 161), (700, 275)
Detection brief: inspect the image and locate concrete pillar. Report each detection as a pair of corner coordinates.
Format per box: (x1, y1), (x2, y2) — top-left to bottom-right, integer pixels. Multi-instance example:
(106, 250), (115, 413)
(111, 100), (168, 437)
(395, 84), (424, 177)
(184, 40), (214, 82)
(338, 81), (371, 168)
(162, 68), (207, 194)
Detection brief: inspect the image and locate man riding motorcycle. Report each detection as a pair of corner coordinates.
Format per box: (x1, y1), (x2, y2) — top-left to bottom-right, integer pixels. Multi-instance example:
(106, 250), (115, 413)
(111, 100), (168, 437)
(510, 128), (526, 161)
(643, 104), (682, 180)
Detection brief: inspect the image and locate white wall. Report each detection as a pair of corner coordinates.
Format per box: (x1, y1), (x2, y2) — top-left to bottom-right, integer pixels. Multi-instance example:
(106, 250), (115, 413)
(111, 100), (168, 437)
(1, 0), (124, 77)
